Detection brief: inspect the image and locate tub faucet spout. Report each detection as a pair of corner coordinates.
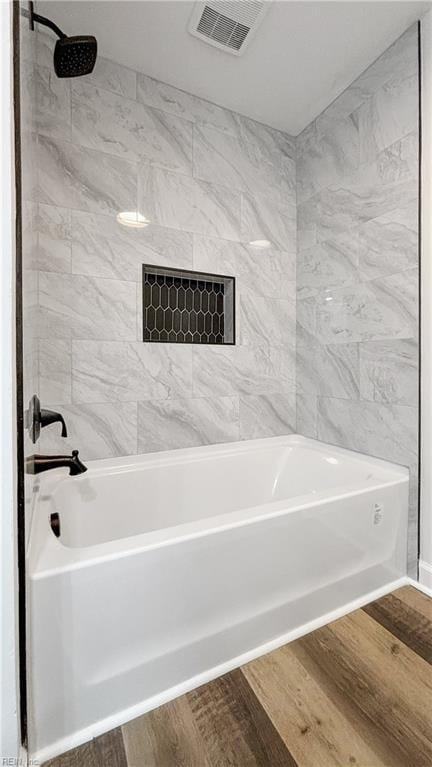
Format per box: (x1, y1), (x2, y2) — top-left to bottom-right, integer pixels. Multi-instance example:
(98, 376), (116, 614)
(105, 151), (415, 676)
(26, 449), (87, 476)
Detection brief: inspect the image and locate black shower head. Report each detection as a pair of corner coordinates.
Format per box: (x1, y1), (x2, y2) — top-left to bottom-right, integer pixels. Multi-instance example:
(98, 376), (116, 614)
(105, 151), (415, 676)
(54, 35), (97, 78)
(25, 2), (97, 78)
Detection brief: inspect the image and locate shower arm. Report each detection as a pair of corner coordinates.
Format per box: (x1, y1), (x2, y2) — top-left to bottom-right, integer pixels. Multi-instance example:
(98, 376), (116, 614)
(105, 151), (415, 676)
(23, 2), (66, 40)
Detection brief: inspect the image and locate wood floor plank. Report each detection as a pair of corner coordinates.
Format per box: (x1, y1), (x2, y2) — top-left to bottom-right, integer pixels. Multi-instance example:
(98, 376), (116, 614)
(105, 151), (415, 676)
(92, 728), (128, 767)
(43, 728), (126, 767)
(186, 668), (298, 766)
(43, 741), (97, 767)
(287, 639), (410, 767)
(363, 592), (432, 663)
(393, 585), (432, 620)
(122, 697), (210, 767)
(297, 609), (432, 767)
(242, 638), (386, 767)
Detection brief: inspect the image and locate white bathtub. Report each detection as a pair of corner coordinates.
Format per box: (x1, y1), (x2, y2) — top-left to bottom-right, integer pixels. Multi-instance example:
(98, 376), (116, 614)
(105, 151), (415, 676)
(28, 435), (409, 761)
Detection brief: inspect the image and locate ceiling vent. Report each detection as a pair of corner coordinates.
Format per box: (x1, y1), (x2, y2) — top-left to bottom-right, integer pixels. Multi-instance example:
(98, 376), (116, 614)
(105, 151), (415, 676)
(188, 2), (269, 56)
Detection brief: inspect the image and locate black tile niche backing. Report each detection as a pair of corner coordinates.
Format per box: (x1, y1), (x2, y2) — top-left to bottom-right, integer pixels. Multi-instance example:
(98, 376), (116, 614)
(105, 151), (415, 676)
(142, 265), (235, 345)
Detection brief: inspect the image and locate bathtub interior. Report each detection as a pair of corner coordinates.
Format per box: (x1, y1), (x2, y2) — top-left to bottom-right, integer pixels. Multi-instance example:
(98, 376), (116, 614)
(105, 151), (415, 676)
(35, 436), (409, 550)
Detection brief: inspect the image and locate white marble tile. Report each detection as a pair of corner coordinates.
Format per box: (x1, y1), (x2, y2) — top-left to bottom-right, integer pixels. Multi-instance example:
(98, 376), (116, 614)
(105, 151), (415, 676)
(297, 198), (317, 252)
(241, 191), (296, 253)
(20, 58), (36, 128)
(377, 130), (418, 184)
(297, 234), (360, 298)
(315, 25), (418, 135)
(22, 200), (38, 271)
(192, 346), (290, 398)
(193, 235), (295, 298)
(315, 176), (417, 246)
(35, 31), (57, 68)
(22, 269), (38, 341)
(72, 341), (192, 403)
(39, 402), (137, 460)
(35, 64), (71, 141)
(239, 294), (295, 351)
(269, 346), (296, 393)
(317, 396), (418, 469)
(21, 130), (38, 204)
(38, 136), (137, 216)
(136, 73), (237, 135)
(72, 81), (193, 173)
(232, 114), (296, 161)
(84, 57), (136, 99)
(239, 393), (296, 439)
(297, 342), (360, 400)
(296, 138), (322, 206)
(315, 268), (418, 345)
(71, 211), (193, 282)
(357, 202), (418, 281)
(355, 69), (418, 164)
(296, 113), (360, 205)
(280, 157), (297, 202)
(137, 396), (239, 452)
(23, 344), (39, 406)
(314, 136), (417, 243)
(359, 338), (418, 406)
(193, 124), (292, 202)
(296, 392), (318, 438)
(36, 204), (71, 273)
(296, 297), (317, 348)
(38, 272), (137, 340)
(139, 166), (241, 241)
(39, 339), (72, 403)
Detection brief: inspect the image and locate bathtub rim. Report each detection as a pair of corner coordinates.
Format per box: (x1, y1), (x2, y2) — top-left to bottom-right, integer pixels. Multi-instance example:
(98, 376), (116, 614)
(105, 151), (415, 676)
(28, 435), (409, 579)
(32, 433), (410, 479)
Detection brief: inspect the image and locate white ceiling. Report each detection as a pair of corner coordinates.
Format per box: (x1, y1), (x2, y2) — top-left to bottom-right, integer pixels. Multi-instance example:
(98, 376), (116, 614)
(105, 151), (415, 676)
(37, 0), (431, 135)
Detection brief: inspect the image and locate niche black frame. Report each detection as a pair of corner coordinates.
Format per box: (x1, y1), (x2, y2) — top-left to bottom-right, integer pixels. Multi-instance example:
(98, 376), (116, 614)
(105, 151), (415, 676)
(142, 264), (236, 345)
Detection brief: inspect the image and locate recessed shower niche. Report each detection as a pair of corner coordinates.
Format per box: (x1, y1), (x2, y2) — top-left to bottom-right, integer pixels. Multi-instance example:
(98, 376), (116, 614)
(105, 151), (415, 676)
(142, 265), (235, 344)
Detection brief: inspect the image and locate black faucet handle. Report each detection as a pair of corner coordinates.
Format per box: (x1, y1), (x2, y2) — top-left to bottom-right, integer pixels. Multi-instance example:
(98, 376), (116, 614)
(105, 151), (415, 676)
(40, 408), (68, 438)
(26, 396), (68, 443)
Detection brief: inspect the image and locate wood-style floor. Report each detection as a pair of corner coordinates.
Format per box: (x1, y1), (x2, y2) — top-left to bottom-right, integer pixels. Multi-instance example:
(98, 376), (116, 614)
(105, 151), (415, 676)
(43, 586), (432, 767)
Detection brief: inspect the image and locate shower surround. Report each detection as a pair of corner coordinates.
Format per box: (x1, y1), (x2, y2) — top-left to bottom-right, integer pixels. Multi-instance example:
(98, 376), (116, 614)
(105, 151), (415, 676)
(296, 25), (419, 571)
(31, 31), (297, 458)
(25, 25), (419, 568)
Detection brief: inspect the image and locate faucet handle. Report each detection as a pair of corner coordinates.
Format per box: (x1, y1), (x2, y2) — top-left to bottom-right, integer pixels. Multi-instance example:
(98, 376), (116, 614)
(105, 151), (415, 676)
(40, 407), (68, 438)
(25, 395), (68, 443)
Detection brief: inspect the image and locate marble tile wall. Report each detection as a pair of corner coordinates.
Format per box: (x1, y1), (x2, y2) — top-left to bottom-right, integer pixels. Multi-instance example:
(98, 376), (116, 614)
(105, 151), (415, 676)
(32, 32), (296, 459)
(295, 25), (419, 573)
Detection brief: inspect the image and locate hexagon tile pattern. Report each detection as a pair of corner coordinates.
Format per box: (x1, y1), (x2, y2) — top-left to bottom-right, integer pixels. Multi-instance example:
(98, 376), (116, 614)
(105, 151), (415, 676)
(142, 266), (235, 344)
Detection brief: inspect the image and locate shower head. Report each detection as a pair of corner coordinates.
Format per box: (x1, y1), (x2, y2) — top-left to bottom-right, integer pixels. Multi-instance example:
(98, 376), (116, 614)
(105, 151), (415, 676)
(54, 36), (98, 78)
(25, 2), (97, 78)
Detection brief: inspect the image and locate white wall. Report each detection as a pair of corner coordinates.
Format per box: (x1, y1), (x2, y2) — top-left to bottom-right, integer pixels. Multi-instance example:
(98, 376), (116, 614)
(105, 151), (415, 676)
(420, 9), (432, 589)
(0, 0), (20, 759)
